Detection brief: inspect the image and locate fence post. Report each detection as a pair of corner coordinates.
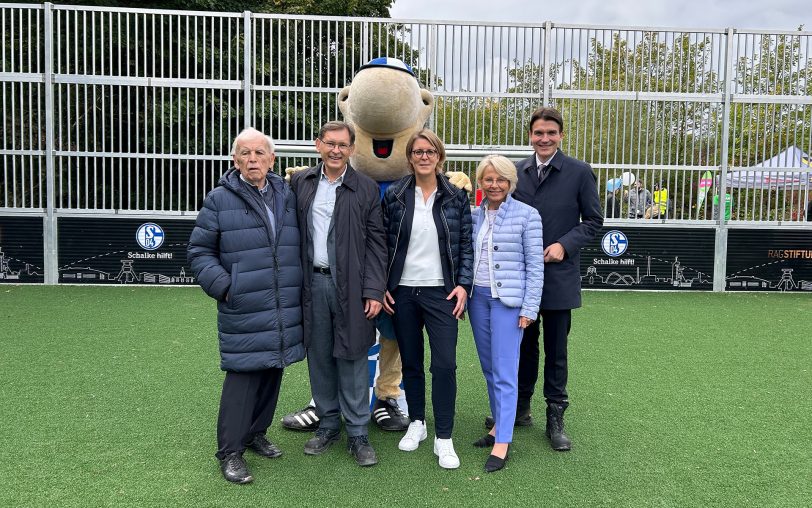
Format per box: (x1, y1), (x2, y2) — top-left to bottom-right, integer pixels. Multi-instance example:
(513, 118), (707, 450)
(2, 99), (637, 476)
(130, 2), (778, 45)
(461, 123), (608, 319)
(43, 2), (57, 284)
(542, 21), (551, 106)
(427, 23), (438, 131)
(713, 27), (735, 292)
(243, 11), (252, 128)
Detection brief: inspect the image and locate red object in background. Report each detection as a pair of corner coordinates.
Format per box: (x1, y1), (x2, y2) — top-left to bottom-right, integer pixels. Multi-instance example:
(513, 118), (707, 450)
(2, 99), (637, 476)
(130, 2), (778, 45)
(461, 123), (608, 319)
(475, 188), (483, 206)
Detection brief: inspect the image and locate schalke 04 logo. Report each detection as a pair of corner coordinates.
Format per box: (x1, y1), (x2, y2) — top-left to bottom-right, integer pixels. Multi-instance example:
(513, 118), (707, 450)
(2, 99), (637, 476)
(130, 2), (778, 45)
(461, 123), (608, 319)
(136, 223), (165, 251)
(601, 230), (628, 257)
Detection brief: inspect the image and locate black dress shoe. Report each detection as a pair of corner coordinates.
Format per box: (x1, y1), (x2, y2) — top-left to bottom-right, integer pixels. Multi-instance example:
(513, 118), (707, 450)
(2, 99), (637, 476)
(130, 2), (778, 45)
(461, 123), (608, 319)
(484, 450), (509, 473)
(219, 452), (253, 484)
(247, 433), (282, 458)
(473, 433), (495, 448)
(347, 435), (378, 467)
(304, 428), (341, 455)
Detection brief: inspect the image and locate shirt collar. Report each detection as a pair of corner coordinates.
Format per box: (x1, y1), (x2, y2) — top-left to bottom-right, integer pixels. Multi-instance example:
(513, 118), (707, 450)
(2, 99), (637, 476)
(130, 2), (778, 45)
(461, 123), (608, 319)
(239, 173), (268, 191)
(320, 164), (347, 184)
(535, 149), (558, 168)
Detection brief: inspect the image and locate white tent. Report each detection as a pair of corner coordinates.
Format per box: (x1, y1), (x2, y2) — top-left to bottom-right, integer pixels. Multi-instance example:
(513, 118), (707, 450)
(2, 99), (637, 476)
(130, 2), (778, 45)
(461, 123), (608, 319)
(725, 146), (812, 189)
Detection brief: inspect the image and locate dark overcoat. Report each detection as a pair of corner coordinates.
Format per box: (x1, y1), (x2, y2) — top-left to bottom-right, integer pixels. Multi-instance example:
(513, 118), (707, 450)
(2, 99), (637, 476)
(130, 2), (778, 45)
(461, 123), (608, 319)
(512, 151), (603, 310)
(290, 163), (387, 361)
(187, 168), (305, 371)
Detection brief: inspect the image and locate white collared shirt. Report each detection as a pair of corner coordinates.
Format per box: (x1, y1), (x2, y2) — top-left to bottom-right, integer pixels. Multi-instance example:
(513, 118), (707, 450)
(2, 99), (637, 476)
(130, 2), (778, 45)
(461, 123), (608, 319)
(399, 186), (444, 286)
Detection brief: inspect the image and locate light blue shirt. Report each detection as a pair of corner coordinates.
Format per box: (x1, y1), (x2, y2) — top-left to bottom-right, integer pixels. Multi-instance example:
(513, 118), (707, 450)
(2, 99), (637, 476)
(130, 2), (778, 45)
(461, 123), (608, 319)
(311, 165), (346, 268)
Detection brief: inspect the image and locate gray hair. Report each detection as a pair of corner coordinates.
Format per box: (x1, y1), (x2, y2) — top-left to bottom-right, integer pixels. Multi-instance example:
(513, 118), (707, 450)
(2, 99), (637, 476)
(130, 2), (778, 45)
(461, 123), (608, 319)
(475, 154), (518, 194)
(231, 127), (275, 155)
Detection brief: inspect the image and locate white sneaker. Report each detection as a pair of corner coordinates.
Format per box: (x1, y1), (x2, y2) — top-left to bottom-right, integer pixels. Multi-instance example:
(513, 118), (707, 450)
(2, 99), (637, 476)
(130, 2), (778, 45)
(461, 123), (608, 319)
(433, 437), (460, 469)
(398, 420), (427, 451)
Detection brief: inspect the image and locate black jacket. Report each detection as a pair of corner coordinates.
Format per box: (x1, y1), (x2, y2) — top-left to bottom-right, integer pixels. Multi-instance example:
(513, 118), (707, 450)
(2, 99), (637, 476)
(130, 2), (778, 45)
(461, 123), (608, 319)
(383, 173), (473, 294)
(290, 163), (387, 361)
(187, 168), (305, 371)
(513, 151), (603, 310)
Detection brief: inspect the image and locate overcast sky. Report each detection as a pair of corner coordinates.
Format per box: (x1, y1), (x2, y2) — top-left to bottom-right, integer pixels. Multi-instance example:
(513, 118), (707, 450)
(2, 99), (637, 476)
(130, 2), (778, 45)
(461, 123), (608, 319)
(390, 0), (810, 32)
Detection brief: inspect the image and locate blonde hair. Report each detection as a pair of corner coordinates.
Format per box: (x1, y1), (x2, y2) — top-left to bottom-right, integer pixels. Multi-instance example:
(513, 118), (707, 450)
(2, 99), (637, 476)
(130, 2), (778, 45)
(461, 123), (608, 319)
(475, 154), (517, 194)
(405, 128), (446, 174)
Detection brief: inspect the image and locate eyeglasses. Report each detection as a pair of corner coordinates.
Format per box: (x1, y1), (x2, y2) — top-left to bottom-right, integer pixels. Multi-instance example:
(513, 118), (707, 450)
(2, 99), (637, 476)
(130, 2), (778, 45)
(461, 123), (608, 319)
(482, 177), (510, 186)
(411, 149), (439, 158)
(320, 139), (352, 152)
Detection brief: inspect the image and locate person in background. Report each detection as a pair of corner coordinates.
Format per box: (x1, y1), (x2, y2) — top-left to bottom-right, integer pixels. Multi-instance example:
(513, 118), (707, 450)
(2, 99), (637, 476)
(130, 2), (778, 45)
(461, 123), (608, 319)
(626, 179), (652, 219)
(469, 154), (543, 472)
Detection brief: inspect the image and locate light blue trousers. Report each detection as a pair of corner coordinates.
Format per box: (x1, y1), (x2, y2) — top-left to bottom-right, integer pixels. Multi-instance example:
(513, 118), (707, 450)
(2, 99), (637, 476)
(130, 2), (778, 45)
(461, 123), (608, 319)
(468, 287), (523, 443)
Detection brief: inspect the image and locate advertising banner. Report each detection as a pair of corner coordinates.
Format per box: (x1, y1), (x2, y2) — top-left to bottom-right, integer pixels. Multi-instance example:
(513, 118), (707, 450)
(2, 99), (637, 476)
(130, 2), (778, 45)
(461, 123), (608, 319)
(58, 217), (196, 285)
(580, 227), (715, 291)
(0, 216), (44, 284)
(726, 230), (812, 292)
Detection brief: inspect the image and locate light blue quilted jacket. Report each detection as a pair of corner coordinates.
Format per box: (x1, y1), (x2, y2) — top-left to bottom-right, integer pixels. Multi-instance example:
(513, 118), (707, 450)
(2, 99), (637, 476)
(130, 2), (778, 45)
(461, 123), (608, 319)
(471, 194), (544, 319)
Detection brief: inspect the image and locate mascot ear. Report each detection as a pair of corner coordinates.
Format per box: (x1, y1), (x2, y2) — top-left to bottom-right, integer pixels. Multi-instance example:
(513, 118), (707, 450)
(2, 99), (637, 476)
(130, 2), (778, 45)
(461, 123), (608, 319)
(338, 86), (351, 116)
(419, 89), (434, 122)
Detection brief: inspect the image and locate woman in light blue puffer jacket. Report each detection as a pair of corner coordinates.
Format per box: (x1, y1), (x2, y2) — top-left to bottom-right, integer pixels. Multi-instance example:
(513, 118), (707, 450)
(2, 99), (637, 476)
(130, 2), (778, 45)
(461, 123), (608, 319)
(468, 154), (544, 473)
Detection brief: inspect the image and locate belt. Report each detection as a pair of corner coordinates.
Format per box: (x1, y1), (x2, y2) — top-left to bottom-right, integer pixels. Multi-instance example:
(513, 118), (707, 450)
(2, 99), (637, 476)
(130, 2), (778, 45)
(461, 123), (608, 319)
(313, 266), (331, 275)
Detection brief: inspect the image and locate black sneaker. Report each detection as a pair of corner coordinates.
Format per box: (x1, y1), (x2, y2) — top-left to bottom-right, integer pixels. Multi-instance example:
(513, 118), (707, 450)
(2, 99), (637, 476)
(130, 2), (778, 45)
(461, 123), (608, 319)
(304, 428), (340, 455)
(348, 435), (378, 467)
(281, 404), (319, 431)
(371, 398), (409, 431)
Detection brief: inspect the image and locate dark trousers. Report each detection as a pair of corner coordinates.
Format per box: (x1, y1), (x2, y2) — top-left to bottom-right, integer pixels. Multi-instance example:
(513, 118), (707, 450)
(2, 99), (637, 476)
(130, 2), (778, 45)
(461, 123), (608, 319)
(391, 285), (458, 439)
(517, 309), (571, 409)
(216, 368), (283, 460)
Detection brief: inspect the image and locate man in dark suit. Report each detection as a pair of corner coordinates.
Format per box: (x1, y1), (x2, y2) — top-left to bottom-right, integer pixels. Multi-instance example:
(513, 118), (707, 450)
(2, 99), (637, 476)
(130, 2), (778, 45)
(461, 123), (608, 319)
(499, 107), (603, 451)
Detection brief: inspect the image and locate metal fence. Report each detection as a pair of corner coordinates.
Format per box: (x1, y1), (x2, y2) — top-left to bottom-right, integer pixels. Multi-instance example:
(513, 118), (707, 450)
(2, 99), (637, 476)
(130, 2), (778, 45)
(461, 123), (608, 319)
(1, 3), (811, 284)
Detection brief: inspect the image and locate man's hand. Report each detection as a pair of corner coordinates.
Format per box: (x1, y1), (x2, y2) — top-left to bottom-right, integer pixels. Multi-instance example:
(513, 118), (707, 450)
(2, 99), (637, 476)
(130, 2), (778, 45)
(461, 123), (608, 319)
(446, 171), (473, 192)
(382, 290), (395, 315)
(519, 316), (534, 329)
(364, 298), (382, 319)
(284, 165), (309, 182)
(543, 242), (566, 263)
(446, 285), (468, 319)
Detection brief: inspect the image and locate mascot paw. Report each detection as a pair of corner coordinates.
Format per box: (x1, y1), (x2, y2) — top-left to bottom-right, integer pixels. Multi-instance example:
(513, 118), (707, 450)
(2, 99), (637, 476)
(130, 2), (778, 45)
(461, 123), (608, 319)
(446, 171), (473, 193)
(284, 165), (309, 182)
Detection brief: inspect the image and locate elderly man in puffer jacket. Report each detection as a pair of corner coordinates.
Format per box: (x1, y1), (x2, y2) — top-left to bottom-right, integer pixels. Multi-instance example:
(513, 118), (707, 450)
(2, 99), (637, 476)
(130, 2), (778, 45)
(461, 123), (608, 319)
(187, 127), (304, 485)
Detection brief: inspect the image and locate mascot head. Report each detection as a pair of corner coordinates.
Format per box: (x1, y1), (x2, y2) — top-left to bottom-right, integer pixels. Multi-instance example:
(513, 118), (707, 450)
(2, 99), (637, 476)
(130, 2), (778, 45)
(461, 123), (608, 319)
(338, 57), (434, 182)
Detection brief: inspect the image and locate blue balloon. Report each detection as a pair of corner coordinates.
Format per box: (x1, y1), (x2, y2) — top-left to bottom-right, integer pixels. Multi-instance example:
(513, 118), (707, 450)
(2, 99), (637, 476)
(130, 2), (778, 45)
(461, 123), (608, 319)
(606, 178), (622, 192)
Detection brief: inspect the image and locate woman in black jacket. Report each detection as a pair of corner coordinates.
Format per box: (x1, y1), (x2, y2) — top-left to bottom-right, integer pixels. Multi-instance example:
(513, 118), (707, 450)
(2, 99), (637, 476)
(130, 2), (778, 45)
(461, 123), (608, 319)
(381, 129), (473, 469)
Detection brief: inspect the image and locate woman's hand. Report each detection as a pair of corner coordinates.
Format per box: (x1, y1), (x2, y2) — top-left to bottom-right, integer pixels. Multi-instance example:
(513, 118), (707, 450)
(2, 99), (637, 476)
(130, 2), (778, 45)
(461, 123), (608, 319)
(383, 290), (396, 315)
(519, 316), (534, 329)
(447, 286), (468, 319)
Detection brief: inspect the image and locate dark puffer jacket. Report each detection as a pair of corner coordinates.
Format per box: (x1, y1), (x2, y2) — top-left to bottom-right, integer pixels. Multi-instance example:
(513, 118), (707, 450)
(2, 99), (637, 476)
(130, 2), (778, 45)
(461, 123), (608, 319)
(187, 168), (304, 372)
(383, 173), (473, 293)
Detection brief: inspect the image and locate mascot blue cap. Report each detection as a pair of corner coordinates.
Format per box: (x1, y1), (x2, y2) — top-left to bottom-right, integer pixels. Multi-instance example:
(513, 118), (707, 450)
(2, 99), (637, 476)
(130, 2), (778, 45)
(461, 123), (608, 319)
(358, 57), (416, 77)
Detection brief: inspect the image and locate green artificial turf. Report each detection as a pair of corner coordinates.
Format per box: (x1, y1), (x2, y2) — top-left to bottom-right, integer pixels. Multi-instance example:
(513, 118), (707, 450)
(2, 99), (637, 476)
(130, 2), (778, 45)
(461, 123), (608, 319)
(0, 286), (810, 507)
